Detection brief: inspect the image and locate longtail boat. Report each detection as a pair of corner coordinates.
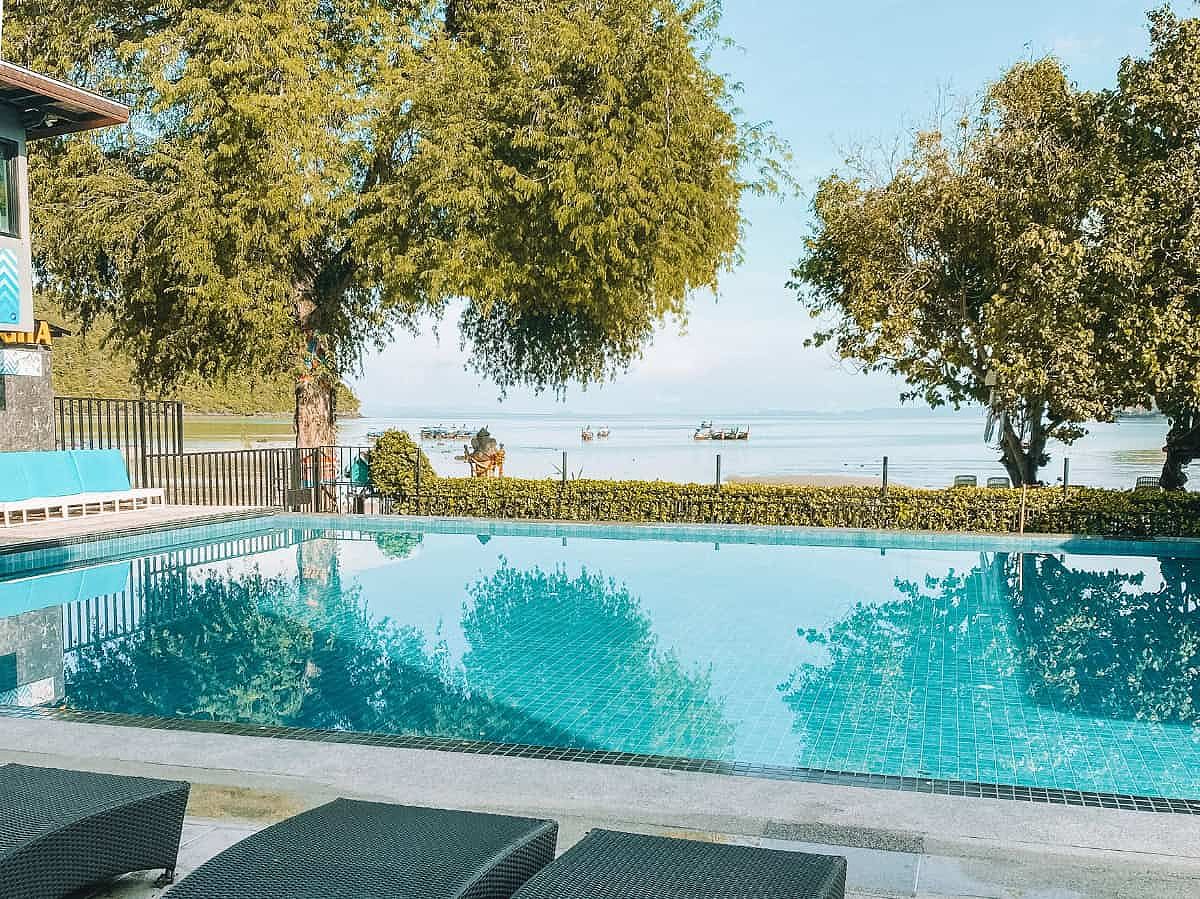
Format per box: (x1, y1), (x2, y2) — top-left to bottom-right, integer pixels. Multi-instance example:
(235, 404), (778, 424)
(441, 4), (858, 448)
(420, 425), (475, 441)
(693, 421), (749, 441)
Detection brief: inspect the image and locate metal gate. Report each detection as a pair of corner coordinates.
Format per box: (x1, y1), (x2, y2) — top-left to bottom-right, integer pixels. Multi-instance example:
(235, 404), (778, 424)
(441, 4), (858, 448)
(53, 397), (184, 485)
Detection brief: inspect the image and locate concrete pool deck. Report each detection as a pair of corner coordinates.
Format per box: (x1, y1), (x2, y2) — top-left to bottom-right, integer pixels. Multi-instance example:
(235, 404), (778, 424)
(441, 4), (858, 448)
(2, 718), (1198, 899)
(0, 505), (266, 549)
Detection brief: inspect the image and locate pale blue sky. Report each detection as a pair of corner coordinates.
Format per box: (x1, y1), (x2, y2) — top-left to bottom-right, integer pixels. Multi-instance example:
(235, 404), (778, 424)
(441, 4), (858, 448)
(352, 1), (1182, 416)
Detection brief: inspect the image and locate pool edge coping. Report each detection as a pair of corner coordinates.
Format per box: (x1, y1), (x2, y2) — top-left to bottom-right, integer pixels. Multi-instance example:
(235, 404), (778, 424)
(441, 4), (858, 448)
(0, 508), (279, 558)
(295, 512), (1200, 556)
(0, 704), (1196, 816)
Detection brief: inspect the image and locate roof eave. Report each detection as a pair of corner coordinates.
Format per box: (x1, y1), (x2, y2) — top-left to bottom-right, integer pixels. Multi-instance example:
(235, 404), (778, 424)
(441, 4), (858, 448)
(0, 59), (130, 139)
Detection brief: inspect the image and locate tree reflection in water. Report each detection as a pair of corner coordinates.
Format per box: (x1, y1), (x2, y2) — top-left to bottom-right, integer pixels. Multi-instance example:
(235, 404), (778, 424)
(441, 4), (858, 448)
(778, 557), (1021, 776)
(66, 553), (576, 745)
(65, 546), (730, 759)
(68, 572), (315, 726)
(1010, 554), (1200, 724)
(462, 561), (733, 758)
(779, 550), (1200, 792)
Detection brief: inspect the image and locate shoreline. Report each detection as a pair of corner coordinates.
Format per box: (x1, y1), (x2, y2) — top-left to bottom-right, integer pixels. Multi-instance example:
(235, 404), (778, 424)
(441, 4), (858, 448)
(728, 474), (889, 487)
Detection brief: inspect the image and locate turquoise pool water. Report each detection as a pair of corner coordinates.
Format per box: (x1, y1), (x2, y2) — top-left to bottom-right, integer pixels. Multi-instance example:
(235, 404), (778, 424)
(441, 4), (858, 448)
(1, 517), (1198, 800)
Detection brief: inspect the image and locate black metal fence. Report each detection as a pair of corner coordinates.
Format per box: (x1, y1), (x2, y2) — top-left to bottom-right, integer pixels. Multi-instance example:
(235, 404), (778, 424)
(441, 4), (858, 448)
(140, 445), (391, 514)
(54, 397), (184, 485)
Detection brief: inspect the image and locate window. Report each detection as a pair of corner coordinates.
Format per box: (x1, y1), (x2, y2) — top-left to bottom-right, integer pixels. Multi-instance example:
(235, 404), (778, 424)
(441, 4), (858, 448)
(0, 141), (19, 238)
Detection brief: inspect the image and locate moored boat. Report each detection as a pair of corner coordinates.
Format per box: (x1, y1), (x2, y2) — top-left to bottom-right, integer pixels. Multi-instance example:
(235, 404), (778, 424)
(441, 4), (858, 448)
(420, 425), (475, 441)
(693, 421), (749, 441)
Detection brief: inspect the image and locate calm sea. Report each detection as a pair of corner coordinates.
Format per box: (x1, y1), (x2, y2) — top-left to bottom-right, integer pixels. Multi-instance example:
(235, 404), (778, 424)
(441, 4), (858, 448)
(183, 409), (1175, 490)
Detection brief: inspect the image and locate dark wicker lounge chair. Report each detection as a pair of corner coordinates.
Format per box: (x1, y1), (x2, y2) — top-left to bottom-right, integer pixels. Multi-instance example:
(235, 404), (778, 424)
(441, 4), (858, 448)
(512, 829), (848, 899)
(953, 475), (978, 488)
(0, 763), (189, 899)
(168, 798), (558, 899)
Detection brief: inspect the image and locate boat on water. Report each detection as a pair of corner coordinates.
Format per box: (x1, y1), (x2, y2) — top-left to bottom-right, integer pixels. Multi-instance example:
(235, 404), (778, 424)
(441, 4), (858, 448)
(365, 429), (386, 440)
(693, 421), (749, 441)
(581, 426), (595, 441)
(597, 426), (611, 439)
(420, 425), (475, 442)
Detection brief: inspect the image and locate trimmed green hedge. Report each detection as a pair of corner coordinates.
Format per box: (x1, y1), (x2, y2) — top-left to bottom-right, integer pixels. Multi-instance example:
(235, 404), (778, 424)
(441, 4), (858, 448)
(368, 431), (1200, 537)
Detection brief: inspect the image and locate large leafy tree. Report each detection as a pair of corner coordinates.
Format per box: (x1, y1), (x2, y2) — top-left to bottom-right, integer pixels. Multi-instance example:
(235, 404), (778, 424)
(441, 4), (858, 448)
(8, 0), (766, 446)
(1096, 7), (1200, 489)
(792, 60), (1123, 486)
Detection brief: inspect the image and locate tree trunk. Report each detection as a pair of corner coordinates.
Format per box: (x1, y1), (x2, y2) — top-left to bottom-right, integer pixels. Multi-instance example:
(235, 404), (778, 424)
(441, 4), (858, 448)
(294, 291), (337, 449)
(998, 405), (1049, 487)
(1160, 409), (1200, 491)
(296, 375), (336, 448)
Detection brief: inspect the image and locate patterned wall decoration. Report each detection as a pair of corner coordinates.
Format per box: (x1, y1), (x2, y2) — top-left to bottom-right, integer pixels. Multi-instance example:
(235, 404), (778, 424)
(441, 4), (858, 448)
(0, 348), (42, 376)
(0, 245), (20, 328)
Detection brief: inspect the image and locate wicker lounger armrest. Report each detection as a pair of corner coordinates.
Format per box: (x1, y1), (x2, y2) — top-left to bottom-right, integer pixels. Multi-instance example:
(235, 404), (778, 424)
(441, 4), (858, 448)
(0, 764), (190, 899)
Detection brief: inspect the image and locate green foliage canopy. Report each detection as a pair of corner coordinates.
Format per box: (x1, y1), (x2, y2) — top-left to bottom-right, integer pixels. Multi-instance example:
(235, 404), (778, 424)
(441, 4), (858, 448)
(792, 59), (1117, 485)
(1095, 7), (1200, 487)
(8, 0), (768, 443)
(40, 297), (361, 414)
(792, 8), (1200, 488)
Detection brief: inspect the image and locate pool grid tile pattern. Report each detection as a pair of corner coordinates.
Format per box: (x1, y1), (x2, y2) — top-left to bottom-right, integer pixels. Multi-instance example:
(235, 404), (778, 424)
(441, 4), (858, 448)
(1, 512), (1199, 812)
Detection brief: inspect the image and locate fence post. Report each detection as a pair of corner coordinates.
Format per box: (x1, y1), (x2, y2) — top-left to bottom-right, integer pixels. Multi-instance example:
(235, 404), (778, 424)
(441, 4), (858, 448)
(175, 403), (185, 454)
(1062, 457), (1070, 493)
(136, 401), (149, 487)
(715, 453), (722, 489)
(290, 448), (302, 510)
(882, 456), (889, 498)
(414, 450), (421, 514)
(557, 451), (567, 518)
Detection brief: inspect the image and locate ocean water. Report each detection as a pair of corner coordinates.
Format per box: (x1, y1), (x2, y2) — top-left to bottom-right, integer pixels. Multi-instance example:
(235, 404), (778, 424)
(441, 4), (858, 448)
(3, 516), (1198, 800)
(185, 409), (1173, 490)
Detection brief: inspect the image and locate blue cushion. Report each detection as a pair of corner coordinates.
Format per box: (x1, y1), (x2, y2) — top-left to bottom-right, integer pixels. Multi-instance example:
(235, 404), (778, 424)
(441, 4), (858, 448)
(0, 450), (133, 502)
(23, 452), (84, 499)
(71, 450), (132, 493)
(0, 453), (32, 502)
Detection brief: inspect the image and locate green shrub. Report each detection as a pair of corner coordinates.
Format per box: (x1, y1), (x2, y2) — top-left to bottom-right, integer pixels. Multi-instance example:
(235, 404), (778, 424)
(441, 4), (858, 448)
(368, 438), (1200, 537)
(367, 430), (437, 496)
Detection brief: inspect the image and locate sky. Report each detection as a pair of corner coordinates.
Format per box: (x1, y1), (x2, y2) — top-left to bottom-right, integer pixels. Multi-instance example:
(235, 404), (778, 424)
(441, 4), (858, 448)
(350, 1), (1183, 417)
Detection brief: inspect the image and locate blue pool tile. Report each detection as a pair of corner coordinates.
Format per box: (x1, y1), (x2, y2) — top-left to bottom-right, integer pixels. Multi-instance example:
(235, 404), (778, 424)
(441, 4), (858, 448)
(0, 515), (1199, 802)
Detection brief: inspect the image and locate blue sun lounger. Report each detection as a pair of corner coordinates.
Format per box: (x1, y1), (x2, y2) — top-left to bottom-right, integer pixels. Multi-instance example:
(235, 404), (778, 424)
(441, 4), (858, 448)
(0, 450), (163, 527)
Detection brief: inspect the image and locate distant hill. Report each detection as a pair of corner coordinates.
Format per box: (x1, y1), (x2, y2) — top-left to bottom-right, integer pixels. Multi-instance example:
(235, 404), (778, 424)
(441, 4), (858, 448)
(38, 300), (361, 416)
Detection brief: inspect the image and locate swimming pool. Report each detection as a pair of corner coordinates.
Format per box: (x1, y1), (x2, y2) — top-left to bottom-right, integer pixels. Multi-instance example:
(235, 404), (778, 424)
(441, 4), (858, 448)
(2, 515), (1198, 808)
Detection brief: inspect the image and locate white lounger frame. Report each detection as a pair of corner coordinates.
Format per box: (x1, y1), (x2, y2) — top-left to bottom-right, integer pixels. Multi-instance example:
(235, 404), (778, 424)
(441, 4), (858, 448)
(1, 488), (165, 527)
